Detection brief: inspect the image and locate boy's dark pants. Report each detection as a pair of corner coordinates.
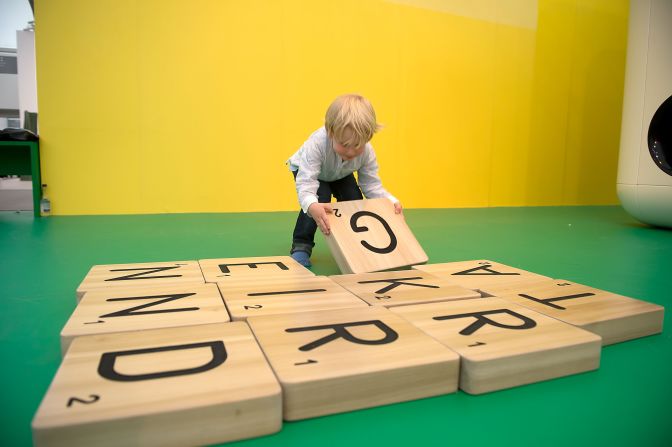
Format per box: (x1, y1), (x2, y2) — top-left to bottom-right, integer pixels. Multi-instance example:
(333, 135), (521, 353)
(291, 170), (363, 255)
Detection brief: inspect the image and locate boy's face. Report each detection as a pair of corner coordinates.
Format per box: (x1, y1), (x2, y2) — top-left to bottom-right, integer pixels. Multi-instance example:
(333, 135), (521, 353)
(332, 128), (365, 161)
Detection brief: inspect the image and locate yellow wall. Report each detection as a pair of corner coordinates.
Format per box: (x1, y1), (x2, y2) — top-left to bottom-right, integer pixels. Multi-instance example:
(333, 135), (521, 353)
(35, 0), (628, 215)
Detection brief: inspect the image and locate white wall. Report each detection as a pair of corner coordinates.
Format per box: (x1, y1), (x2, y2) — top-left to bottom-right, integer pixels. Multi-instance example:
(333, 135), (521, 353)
(17, 30), (37, 127)
(0, 49), (19, 110)
(0, 0), (32, 115)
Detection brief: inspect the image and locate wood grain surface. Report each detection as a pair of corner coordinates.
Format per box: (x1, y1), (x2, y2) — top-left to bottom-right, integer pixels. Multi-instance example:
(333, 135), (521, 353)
(76, 261), (205, 301)
(247, 306), (458, 420)
(479, 279), (665, 345)
(62, 283), (230, 354)
(33, 323), (282, 447)
(217, 275), (367, 320)
(324, 198), (428, 274)
(391, 297), (601, 394)
(329, 270), (480, 307)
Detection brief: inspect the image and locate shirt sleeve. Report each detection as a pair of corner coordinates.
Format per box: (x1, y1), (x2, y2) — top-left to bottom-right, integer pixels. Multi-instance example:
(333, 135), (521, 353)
(294, 139), (323, 215)
(357, 146), (399, 204)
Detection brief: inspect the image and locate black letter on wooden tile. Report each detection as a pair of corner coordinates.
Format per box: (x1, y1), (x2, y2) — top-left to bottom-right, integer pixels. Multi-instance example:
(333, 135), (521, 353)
(452, 264), (520, 276)
(350, 211), (398, 254)
(218, 262), (289, 274)
(99, 293), (198, 318)
(518, 292), (595, 310)
(358, 276), (440, 294)
(433, 309), (536, 335)
(98, 341), (227, 382)
(105, 266), (183, 282)
(286, 320), (399, 351)
(247, 289), (326, 297)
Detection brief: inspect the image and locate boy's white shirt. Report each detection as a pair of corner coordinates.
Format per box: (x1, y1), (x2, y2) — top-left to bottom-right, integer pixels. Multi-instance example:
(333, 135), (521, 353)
(287, 126), (398, 215)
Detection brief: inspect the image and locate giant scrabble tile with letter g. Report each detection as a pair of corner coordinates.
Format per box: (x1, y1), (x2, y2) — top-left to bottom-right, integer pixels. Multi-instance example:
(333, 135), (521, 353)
(324, 198), (428, 274)
(32, 323), (282, 447)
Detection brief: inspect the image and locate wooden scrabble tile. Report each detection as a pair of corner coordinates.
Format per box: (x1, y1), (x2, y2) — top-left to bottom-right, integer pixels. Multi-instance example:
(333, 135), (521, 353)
(479, 279), (665, 345)
(413, 260), (550, 290)
(324, 198), (428, 274)
(217, 275), (367, 321)
(32, 323), (282, 447)
(62, 283), (230, 355)
(76, 261), (205, 301)
(329, 270), (480, 307)
(199, 256), (314, 283)
(391, 298), (601, 394)
(247, 306), (459, 420)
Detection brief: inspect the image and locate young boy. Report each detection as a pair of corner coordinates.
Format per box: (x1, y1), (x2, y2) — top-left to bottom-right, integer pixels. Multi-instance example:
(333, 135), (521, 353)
(287, 94), (402, 267)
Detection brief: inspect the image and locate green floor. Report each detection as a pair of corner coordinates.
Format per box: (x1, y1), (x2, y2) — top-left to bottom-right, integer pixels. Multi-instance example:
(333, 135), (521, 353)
(1, 206), (671, 446)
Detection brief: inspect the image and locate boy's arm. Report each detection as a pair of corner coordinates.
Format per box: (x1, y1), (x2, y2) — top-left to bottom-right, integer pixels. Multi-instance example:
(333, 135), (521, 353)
(294, 141), (323, 215)
(294, 141), (334, 234)
(357, 147), (400, 207)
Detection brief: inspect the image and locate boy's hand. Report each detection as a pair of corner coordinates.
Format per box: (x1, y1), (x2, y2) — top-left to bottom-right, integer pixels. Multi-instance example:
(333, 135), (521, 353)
(309, 203), (333, 235)
(394, 201), (403, 214)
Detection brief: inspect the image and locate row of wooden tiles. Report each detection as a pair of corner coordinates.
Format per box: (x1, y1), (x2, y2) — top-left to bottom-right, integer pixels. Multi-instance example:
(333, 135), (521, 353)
(66, 268), (663, 351)
(76, 256), (316, 300)
(76, 256), (555, 299)
(35, 265), (664, 446)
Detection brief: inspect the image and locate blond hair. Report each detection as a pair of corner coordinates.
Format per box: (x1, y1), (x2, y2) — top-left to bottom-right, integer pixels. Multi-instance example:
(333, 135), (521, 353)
(325, 94), (381, 147)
